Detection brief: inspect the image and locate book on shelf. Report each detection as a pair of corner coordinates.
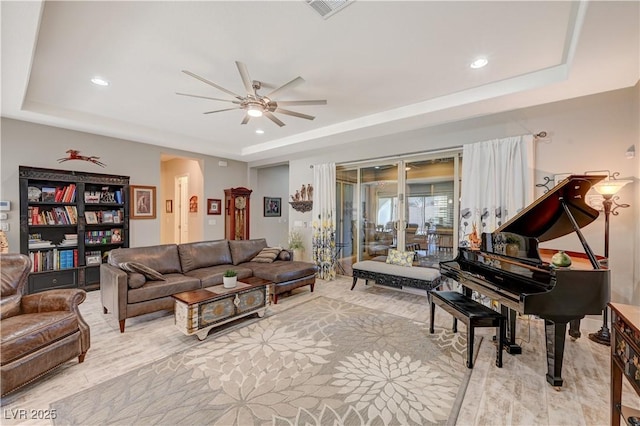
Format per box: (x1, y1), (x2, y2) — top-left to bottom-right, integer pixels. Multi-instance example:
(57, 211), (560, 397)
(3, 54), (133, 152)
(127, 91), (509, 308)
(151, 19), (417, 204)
(54, 186), (64, 202)
(58, 234), (78, 247)
(41, 187), (56, 202)
(114, 190), (123, 204)
(62, 184), (76, 203)
(64, 206), (78, 224)
(85, 229), (113, 244)
(29, 248), (78, 272)
(28, 240), (55, 249)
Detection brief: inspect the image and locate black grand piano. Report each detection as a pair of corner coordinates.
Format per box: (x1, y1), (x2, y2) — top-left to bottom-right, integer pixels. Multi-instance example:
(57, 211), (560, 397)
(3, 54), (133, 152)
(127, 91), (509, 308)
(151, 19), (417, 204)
(440, 175), (610, 387)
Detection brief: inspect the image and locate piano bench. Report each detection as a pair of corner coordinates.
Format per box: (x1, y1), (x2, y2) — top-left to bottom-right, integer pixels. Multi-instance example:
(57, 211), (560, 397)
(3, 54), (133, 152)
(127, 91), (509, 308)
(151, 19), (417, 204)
(429, 290), (505, 369)
(351, 260), (442, 293)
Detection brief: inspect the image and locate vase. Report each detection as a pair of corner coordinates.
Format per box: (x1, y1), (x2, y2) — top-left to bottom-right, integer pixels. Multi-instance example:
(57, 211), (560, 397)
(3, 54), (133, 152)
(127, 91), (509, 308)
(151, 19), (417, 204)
(293, 249), (304, 261)
(223, 276), (237, 288)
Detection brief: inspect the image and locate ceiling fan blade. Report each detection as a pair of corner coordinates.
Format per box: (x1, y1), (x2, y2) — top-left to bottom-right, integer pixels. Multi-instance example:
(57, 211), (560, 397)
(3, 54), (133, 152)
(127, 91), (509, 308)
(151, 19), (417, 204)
(264, 111), (286, 127)
(235, 61), (256, 97)
(203, 107), (242, 114)
(182, 70), (243, 100)
(275, 100), (327, 106)
(176, 92), (240, 103)
(241, 114), (251, 125)
(275, 108), (315, 121)
(266, 76), (304, 99)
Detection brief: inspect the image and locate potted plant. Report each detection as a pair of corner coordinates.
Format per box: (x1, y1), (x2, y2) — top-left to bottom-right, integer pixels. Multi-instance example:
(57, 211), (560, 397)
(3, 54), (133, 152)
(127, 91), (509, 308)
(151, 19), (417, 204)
(289, 231), (305, 261)
(223, 269), (237, 288)
(505, 235), (520, 257)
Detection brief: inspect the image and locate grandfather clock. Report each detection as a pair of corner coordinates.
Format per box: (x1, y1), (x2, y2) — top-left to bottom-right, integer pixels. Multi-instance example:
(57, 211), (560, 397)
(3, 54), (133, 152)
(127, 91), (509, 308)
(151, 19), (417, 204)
(224, 187), (252, 240)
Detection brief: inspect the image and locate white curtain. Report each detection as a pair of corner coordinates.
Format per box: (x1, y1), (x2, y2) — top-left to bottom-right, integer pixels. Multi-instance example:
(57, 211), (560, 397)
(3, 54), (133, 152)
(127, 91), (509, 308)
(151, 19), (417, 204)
(459, 135), (535, 247)
(312, 163), (336, 280)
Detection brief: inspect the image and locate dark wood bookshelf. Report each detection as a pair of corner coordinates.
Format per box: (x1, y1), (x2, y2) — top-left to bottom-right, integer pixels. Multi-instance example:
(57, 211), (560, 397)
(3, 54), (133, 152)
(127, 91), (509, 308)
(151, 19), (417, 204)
(19, 166), (130, 293)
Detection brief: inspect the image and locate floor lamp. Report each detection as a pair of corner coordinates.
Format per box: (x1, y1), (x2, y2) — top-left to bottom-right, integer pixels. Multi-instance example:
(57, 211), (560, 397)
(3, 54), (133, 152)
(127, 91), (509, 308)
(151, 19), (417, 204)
(588, 176), (631, 346)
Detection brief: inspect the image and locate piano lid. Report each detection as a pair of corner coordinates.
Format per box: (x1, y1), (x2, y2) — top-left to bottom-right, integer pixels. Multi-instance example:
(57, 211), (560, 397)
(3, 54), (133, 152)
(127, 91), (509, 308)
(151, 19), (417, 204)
(495, 175), (606, 242)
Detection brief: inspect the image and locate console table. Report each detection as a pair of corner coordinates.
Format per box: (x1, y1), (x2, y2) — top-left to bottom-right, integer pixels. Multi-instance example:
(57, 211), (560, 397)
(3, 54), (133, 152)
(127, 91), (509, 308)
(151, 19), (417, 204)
(610, 302), (640, 426)
(173, 277), (271, 340)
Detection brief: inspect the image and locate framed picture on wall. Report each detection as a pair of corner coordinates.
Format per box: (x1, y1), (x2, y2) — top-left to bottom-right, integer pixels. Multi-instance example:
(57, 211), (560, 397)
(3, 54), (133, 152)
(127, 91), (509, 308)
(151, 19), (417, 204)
(264, 197), (281, 217)
(207, 199), (221, 215)
(130, 185), (156, 219)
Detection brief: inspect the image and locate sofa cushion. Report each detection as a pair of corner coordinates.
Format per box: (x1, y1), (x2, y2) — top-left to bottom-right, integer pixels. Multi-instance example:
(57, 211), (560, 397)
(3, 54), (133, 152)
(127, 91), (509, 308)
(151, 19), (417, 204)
(251, 247), (282, 263)
(119, 262), (165, 281)
(386, 249), (414, 267)
(185, 265), (253, 288)
(178, 240), (232, 273)
(109, 245), (182, 274)
(229, 239), (268, 265)
(127, 274), (200, 304)
(1, 311), (78, 365)
(246, 260), (317, 284)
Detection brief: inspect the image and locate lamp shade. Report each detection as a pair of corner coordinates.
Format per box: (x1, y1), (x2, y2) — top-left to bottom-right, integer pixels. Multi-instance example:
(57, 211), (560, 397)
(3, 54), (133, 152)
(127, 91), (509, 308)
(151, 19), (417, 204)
(593, 179), (632, 195)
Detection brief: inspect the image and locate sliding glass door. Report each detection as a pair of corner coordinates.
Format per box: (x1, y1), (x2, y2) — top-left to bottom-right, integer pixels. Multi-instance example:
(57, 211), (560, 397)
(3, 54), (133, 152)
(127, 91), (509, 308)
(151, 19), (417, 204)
(337, 151), (460, 272)
(360, 162), (400, 261)
(404, 157), (458, 266)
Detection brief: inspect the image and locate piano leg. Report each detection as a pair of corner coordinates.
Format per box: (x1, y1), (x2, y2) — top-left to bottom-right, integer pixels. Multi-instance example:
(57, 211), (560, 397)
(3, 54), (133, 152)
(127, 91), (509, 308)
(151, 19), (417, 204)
(568, 319), (581, 340)
(499, 306), (522, 355)
(544, 318), (568, 387)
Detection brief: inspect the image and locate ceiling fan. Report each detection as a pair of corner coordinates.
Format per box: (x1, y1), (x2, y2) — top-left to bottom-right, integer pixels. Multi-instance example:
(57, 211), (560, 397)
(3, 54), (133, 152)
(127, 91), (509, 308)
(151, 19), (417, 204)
(177, 61), (327, 127)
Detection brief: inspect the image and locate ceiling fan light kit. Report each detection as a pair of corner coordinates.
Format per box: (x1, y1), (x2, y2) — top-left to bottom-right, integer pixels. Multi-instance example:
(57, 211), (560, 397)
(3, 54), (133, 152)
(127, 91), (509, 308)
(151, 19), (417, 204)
(178, 61), (327, 127)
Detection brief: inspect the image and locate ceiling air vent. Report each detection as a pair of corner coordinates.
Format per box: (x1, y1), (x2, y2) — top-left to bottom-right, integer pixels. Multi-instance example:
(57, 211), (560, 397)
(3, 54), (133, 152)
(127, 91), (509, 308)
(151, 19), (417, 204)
(305, 0), (353, 19)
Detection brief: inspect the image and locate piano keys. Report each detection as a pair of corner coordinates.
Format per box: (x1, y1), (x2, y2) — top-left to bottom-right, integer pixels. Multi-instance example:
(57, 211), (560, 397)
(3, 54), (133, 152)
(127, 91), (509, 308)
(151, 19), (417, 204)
(440, 175), (610, 387)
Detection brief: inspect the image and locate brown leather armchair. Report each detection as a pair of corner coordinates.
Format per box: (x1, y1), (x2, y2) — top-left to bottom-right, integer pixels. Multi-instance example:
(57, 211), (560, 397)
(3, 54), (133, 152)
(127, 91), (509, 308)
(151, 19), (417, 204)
(1, 253), (90, 396)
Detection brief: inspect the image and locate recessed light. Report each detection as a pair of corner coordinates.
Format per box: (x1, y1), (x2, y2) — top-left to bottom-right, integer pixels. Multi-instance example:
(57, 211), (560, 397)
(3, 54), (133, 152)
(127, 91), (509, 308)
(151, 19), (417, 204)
(470, 58), (488, 69)
(255, 129), (264, 134)
(91, 77), (109, 86)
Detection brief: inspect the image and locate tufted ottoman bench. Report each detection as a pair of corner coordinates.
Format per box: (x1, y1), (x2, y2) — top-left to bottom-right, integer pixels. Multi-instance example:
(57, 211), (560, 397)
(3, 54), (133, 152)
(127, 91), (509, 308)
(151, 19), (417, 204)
(350, 260), (442, 294)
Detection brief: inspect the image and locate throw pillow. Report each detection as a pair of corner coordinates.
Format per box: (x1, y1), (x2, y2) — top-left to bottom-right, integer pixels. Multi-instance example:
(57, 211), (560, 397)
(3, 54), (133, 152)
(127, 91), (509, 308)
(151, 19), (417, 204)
(118, 262), (166, 281)
(251, 247), (282, 263)
(127, 272), (146, 289)
(277, 250), (291, 261)
(386, 249), (414, 267)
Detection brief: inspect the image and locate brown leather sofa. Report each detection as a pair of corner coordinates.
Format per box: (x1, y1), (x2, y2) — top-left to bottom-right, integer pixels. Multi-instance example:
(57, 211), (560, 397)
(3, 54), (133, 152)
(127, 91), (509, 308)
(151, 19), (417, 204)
(101, 238), (317, 332)
(1, 253), (90, 396)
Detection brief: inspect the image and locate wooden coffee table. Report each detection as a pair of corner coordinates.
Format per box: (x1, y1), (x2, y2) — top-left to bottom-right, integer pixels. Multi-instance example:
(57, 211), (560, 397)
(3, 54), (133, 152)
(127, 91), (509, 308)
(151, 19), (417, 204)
(173, 277), (272, 340)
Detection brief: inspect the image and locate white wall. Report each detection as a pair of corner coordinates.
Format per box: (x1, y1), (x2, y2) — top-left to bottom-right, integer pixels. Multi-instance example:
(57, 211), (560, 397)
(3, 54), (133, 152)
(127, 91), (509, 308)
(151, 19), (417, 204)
(249, 164), (289, 247)
(257, 85), (639, 304)
(0, 118), (248, 249)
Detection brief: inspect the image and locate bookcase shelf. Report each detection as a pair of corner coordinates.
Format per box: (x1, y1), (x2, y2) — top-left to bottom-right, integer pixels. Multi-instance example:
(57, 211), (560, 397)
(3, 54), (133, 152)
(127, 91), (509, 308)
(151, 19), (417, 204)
(19, 166), (130, 293)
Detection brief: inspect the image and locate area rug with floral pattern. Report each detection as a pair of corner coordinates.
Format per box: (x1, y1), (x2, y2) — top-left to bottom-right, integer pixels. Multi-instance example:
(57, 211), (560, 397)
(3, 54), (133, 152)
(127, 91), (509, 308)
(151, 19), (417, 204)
(52, 296), (478, 425)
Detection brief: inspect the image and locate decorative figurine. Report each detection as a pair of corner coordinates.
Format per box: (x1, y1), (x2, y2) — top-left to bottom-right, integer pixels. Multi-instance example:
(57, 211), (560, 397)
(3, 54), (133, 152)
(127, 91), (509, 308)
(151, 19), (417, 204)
(57, 149), (106, 167)
(300, 184), (307, 201)
(307, 184), (313, 201)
